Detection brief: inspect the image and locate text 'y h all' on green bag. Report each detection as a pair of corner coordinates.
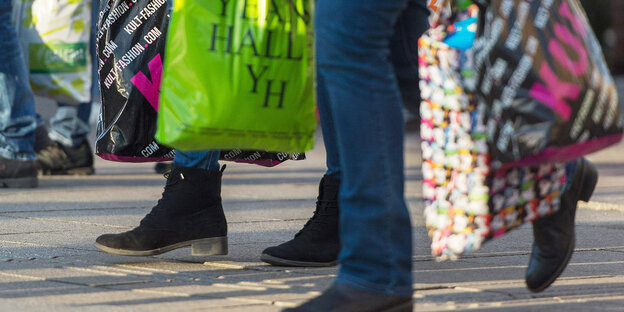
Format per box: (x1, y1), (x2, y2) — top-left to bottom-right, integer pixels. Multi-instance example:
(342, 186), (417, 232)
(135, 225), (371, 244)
(157, 0), (317, 153)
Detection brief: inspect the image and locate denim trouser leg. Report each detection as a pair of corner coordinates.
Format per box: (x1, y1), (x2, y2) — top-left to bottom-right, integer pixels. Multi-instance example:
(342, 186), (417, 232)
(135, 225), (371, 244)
(173, 150), (220, 171)
(316, 0), (428, 297)
(0, 1), (36, 161)
(318, 72), (341, 178)
(322, 1), (427, 178)
(391, 1), (426, 113)
(47, 103), (92, 147)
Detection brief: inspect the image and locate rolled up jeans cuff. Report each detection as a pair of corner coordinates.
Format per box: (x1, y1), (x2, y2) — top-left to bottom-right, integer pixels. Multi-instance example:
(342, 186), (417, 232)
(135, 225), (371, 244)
(0, 145), (35, 161)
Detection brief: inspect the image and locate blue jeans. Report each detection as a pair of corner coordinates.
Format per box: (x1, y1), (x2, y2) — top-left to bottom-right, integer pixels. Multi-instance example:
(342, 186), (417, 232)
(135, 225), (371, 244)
(173, 150), (220, 171)
(46, 103), (92, 147)
(0, 0), (36, 161)
(41, 0), (100, 148)
(316, 0), (429, 296)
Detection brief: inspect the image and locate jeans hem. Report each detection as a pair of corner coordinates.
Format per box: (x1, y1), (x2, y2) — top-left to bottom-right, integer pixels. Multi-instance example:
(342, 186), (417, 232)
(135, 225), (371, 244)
(335, 274), (413, 297)
(49, 130), (86, 148)
(0, 148), (36, 161)
(173, 150), (221, 171)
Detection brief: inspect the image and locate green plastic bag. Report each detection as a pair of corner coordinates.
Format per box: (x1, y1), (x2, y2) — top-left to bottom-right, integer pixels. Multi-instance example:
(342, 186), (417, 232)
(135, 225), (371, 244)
(157, 0), (316, 153)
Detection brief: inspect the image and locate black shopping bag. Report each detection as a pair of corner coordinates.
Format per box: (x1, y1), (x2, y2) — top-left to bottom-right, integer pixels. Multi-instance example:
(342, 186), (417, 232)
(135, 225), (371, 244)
(473, 0), (623, 168)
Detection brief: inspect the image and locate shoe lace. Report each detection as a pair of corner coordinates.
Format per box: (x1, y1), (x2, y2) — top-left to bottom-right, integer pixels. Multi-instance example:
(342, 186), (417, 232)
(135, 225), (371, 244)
(139, 172), (181, 227)
(295, 199), (338, 238)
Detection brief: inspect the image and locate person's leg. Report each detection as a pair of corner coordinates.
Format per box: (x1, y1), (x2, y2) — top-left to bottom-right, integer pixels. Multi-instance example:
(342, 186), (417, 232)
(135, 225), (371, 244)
(287, 1), (429, 310)
(94, 150), (228, 257)
(261, 1), (428, 270)
(35, 110), (95, 177)
(318, 0), (413, 297)
(47, 103), (91, 147)
(173, 150), (220, 171)
(260, 51), (342, 267)
(391, 1), (425, 129)
(36, 115), (94, 177)
(0, 0), (38, 188)
(36, 0), (99, 175)
(322, 0), (425, 177)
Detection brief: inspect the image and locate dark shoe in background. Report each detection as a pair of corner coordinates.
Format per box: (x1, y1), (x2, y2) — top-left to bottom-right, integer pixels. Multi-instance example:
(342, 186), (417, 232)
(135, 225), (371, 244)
(94, 165), (228, 256)
(282, 282), (413, 312)
(154, 162), (173, 174)
(525, 158), (598, 292)
(261, 175), (340, 267)
(35, 126), (94, 175)
(0, 157), (38, 188)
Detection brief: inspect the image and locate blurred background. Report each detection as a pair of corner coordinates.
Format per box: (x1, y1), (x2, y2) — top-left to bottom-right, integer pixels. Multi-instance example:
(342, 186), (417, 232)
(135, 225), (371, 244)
(580, 0), (624, 73)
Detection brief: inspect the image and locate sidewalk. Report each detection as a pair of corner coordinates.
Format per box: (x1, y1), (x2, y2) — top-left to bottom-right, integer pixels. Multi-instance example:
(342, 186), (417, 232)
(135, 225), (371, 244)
(0, 128), (623, 311)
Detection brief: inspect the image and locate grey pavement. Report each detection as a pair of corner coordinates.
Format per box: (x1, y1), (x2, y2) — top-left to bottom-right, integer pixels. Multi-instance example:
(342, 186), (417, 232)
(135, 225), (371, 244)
(1, 103), (624, 311)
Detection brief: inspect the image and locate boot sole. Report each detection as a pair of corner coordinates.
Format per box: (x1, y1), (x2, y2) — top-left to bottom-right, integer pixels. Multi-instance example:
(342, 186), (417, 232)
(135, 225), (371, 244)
(94, 236), (228, 257)
(260, 253), (337, 267)
(528, 235), (575, 293)
(40, 166), (95, 176)
(528, 159), (598, 293)
(0, 176), (38, 188)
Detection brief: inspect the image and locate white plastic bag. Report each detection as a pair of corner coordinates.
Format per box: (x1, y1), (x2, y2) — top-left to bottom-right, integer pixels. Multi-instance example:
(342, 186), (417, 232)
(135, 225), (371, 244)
(13, 0), (92, 105)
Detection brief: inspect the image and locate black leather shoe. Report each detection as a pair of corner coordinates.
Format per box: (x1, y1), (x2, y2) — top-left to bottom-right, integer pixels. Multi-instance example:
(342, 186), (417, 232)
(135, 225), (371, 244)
(525, 158), (598, 292)
(35, 125), (94, 175)
(261, 175), (340, 267)
(283, 282), (412, 312)
(94, 165), (228, 256)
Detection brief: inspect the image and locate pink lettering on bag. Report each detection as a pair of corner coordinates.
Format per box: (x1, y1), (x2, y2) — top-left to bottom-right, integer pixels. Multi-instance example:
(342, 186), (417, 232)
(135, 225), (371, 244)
(528, 1), (589, 121)
(130, 53), (163, 112)
(559, 1), (587, 40)
(529, 63), (579, 120)
(549, 23), (587, 75)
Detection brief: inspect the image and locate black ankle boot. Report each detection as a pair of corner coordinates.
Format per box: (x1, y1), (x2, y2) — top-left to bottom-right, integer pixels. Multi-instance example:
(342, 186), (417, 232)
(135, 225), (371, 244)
(261, 175), (340, 267)
(94, 165), (228, 256)
(283, 282), (413, 312)
(525, 158), (598, 292)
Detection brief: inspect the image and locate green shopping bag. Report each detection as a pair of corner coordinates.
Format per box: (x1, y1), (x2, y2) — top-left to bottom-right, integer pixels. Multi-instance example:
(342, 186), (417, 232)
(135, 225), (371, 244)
(157, 0), (316, 153)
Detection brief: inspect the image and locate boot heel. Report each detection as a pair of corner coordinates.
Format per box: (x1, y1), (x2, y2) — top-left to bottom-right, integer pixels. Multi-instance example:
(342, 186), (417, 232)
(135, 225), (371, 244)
(579, 160), (598, 202)
(191, 237), (228, 256)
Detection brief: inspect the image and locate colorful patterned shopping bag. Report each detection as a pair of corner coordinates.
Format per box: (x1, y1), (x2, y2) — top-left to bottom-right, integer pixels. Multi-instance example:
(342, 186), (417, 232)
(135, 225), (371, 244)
(420, 1), (567, 260)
